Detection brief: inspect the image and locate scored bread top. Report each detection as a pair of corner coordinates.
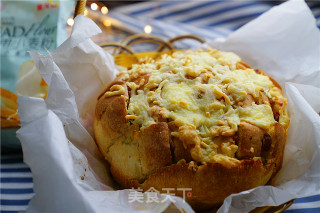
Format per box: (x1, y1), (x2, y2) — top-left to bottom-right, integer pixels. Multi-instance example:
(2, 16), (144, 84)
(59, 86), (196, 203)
(100, 49), (289, 167)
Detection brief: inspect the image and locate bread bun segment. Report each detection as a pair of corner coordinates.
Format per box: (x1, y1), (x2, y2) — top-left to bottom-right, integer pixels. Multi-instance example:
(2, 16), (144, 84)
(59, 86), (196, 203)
(94, 49), (289, 210)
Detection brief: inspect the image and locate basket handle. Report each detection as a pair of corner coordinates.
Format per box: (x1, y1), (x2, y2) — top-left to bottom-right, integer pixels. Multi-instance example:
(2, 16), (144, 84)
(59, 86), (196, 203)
(100, 43), (135, 54)
(158, 34), (206, 52)
(120, 34), (174, 54)
(74, 0), (87, 18)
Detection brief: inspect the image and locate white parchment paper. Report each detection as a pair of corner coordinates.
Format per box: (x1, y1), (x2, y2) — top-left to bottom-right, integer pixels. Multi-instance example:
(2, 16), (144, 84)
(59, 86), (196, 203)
(17, 0), (320, 212)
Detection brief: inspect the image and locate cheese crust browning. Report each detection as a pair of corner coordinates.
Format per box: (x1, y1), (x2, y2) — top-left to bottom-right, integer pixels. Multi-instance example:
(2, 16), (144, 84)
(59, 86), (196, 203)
(94, 49), (289, 210)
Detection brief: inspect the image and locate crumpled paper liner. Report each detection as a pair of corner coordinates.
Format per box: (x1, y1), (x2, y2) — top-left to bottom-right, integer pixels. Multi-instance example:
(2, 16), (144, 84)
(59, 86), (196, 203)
(17, 0), (320, 212)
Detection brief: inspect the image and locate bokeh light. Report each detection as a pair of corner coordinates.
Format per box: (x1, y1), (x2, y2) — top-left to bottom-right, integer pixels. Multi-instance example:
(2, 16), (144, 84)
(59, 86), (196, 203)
(67, 18), (74, 26)
(91, 3), (98, 11)
(144, 25), (152, 34)
(101, 6), (108, 15)
(103, 19), (112, 27)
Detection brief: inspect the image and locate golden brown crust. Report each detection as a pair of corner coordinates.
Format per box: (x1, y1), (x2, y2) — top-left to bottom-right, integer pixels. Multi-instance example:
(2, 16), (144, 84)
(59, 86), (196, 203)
(94, 96), (127, 159)
(265, 122), (285, 174)
(172, 137), (193, 163)
(94, 95), (286, 211)
(140, 159), (274, 211)
(139, 122), (172, 177)
(94, 52), (289, 211)
(94, 95), (172, 183)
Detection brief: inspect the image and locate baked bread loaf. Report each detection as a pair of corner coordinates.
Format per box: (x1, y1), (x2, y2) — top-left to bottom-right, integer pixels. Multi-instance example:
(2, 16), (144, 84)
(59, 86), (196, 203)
(94, 49), (289, 210)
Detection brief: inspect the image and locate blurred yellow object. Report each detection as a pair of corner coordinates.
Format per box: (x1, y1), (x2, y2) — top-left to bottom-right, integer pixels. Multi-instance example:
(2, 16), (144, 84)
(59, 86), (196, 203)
(1, 118), (20, 128)
(1, 109), (19, 120)
(1, 61), (49, 129)
(0, 88), (20, 128)
(0, 88), (18, 110)
(16, 61), (48, 99)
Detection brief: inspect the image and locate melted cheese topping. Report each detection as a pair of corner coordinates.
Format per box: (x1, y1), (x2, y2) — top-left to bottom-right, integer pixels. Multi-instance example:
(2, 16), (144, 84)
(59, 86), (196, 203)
(120, 49), (287, 164)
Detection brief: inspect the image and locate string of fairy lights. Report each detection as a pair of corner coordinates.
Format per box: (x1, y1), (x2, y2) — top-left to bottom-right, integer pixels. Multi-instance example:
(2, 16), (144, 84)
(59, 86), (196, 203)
(66, 2), (152, 34)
